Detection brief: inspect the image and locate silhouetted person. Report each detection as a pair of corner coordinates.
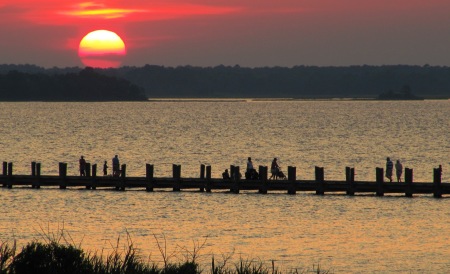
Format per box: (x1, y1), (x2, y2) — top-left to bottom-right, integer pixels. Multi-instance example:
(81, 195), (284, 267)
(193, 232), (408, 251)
(246, 157), (257, 179)
(385, 157), (393, 182)
(222, 169), (230, 179)
(395, 160), (403, 182)
(79, 156), (86, 176)
(112, 155), (120, 177)
(270, 158), (280, 180)
(103, 160), (108, 176)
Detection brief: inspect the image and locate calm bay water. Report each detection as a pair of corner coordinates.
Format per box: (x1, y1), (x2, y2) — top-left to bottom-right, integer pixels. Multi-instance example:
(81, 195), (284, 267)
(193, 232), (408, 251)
(0, 100), (449, 272)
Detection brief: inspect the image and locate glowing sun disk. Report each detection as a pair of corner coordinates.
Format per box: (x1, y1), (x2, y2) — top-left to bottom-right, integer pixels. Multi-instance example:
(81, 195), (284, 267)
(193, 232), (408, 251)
(78, 30), (126, 68)
(79, 30), (126, 56)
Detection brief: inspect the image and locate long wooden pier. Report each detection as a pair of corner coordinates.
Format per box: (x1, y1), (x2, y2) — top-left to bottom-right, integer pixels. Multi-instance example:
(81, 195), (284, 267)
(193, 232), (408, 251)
(0, 162), (447, 198)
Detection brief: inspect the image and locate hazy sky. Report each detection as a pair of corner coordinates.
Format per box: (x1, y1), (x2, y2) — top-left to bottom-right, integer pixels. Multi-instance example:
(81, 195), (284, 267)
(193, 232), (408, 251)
(1, 0), (450, 68)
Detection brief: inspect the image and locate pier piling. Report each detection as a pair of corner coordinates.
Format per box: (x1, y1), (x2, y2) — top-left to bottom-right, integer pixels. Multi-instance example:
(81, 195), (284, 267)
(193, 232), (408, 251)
(231, 166), (240, 194)
(346, 167), (355, 196)
(315, 166), (324, 195)
(433, 166), (442, 198)
(7, 163), (13, 188)
(31, 162), (36, 177)
(200, 164), (205, 179)
(172, 164), (181, 191)
(201, 165), (211, 192)
(90, 164), (97, 190)
(288, 166), (297, 195)
(258, 165), (268, 194)
(59, 162), (67, 189)
(36, 163), (41, 188)
(2, 162), (7, 177)
(405, 168), (414, 197)
(146, 164), (154, 192)
(205, 165), (212, 193)
(86, 163), (91, 177)
(376, 167), (384, 196)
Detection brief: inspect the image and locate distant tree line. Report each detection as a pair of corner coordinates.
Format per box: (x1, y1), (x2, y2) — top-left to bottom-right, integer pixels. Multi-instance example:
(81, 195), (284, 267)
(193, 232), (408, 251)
(114, 65), (450, 98)
(1, 64), (450, 99)
(0, 67), (146, 101)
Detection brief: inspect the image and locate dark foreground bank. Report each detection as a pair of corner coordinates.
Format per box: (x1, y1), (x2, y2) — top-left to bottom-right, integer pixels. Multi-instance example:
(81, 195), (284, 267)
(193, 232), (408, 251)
(0, 238), (330, 274)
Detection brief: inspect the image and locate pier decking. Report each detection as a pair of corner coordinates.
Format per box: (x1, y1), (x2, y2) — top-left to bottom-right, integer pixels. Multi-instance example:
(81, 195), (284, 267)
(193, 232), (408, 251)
(0, 162), (446, 198)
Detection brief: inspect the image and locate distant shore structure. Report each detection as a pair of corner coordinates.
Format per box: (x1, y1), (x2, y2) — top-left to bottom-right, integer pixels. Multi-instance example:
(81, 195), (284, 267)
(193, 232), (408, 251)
(377, 85), (424, 100)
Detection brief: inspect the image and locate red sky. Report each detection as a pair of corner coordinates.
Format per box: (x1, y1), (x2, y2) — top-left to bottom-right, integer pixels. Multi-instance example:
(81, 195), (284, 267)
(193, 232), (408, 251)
(1, 0), (450, 67)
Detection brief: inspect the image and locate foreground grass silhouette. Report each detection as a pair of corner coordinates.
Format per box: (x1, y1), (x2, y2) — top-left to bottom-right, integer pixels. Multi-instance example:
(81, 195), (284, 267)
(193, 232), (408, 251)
(0, 230), (330, 274)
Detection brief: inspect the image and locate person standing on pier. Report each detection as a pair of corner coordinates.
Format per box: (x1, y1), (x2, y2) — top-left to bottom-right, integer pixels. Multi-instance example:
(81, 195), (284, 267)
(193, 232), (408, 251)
(222, 169), (230, 179)
(395, 160), (403, 182)
(385, 157), (393, 182)
(79, 156), (86, 176)
(103, 160), (108, 176)
(246, 157), (258, 179)
(112, 155), (120, 177)
(270, 158), (280, 180)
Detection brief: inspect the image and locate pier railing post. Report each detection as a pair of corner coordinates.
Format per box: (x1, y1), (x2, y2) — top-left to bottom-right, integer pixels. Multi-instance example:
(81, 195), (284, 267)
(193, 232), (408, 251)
(288, 166), (297, 195)
(36, 163), (41, 176)
(1, 162), (6, 188)
(200, 164), (205, 179)
(59, 162), (67, 189)
(86, 163), (91, 177)
(119, 164), (126, 191)
(376, 167), (384, 196)
(206, 165), (212, 193)
(7, 163), (12, 176)
(2, 162), (7, 177)
(231, 166), (240, 194)
(31, 162), (37, 188)
(259, 166), (268, 181)
(346, 167), (355, 196)
(35, 163), (41, 188)
(405, 168), (413, 197)
(31, 162), (36, 176)
(7, 163), (13, 188)
(433, 166), (442, 198)
(202, 165), (211, 192)
(172, 164), (181, 192)
(315, 166), (324, 195)
(199, 164), (206, 192)
(91, 164), (97, 190)
(146, 164), (154, 192)
(258, 165), (268, 194)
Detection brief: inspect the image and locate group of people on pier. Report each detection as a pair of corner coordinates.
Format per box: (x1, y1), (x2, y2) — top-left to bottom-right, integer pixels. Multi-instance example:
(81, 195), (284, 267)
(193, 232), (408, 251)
(79, 155), (121, 177)
(222, 157), (286, 180)
(385, 157), (403, 183)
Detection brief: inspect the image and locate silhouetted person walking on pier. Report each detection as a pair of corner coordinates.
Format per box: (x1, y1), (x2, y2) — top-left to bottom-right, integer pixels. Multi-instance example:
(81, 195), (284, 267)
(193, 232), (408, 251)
(395, 160), (403, 182)
(103, 161), (108, 176)
(112, 155), (120, 177)
(79, 156), (86, 176)
(386, 157), (393, 182)
(270, 158), (280, 180)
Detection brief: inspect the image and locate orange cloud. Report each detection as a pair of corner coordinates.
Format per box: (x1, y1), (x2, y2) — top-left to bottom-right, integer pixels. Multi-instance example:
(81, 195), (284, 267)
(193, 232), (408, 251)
(57, 2), (241, 22)
(60, 2), (146, 19)
(1, 1), (242, 25)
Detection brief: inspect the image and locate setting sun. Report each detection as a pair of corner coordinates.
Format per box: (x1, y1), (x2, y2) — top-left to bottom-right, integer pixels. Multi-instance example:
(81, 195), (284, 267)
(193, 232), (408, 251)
(78, 30), (126, 68)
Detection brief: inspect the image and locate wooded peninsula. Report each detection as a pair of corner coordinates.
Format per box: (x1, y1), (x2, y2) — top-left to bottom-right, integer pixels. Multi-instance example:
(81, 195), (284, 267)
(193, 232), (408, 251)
(1, 64), (449, 100)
